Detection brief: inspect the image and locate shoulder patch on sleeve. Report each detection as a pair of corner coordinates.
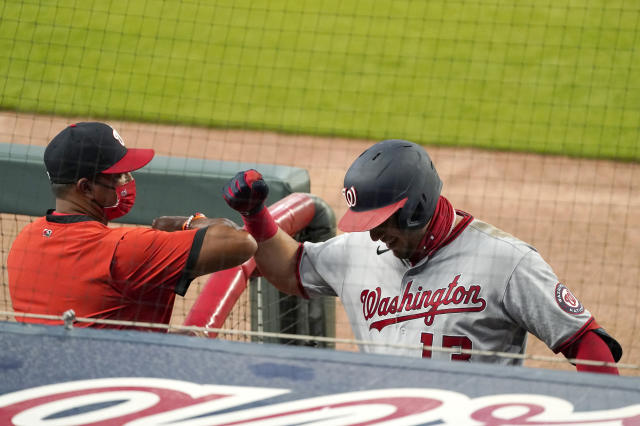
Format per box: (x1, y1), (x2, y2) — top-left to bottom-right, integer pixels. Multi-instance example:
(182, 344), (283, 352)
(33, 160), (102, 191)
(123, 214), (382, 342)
(555, 283), (584, 315)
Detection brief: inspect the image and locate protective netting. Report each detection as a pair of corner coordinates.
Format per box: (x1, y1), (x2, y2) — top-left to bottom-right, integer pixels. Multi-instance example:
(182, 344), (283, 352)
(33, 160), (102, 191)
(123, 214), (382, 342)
(1, 0), (639, 373)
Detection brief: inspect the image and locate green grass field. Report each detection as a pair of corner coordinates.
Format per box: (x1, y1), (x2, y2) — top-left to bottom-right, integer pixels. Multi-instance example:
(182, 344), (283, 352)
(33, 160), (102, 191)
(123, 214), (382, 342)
(1, 0), (638, 161)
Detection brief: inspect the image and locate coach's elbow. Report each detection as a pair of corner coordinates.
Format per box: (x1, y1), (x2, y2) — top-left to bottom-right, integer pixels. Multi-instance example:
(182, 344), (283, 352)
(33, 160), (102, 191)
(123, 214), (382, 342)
(234, 231), (258, 264)
(215, 230), (257, 270)
(195, 228), (257, 274)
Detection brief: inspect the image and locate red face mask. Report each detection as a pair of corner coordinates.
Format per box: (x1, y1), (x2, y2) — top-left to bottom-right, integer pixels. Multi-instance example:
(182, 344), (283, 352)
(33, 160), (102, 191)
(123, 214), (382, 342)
(103, 180), (136, 220)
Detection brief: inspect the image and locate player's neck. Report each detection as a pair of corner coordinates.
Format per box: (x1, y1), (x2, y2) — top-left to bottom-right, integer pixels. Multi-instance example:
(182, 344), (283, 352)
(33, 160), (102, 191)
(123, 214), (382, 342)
(409, 196), (456, 265)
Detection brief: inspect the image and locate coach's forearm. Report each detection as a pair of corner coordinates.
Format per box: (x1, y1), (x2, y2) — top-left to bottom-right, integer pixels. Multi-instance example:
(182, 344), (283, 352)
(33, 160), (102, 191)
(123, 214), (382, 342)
(254, 228), (304, 296)
(151, 215), (239, 232)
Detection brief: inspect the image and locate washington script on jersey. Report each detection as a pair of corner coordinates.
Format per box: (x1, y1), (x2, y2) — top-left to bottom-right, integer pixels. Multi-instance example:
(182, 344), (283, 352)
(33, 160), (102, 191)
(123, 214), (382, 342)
(361, 274), (486, 331)
(2, 378), (640, 425)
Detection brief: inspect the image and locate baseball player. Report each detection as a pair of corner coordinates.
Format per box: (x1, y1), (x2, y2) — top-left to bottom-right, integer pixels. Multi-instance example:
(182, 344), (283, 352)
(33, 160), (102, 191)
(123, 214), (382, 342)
(223, 139), (622, 374)
(8, 122), (257, 331)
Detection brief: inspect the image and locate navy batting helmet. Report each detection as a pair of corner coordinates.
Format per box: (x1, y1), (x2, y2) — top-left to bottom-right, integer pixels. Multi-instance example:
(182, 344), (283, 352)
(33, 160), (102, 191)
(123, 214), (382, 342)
(338, 139), (442, 232)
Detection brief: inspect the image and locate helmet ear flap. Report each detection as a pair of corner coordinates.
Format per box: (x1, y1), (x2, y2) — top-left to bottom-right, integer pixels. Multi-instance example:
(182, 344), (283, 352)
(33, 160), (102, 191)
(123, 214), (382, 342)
(396, 194), (429, 229)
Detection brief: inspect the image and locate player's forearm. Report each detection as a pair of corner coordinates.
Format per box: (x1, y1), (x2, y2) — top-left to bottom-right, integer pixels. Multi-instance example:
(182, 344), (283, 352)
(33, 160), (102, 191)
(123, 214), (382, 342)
(254, 229), (304, 296)
(220, 169), (304, 296)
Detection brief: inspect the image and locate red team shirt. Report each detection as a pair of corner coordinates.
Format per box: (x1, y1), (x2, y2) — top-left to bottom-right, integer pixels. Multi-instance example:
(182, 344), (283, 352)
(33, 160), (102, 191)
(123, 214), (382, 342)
(8, 211), (205, 331)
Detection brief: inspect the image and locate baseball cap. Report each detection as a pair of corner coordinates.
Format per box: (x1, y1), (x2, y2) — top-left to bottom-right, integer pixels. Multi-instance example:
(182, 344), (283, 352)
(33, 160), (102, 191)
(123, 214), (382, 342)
(44, 122), (154, 184)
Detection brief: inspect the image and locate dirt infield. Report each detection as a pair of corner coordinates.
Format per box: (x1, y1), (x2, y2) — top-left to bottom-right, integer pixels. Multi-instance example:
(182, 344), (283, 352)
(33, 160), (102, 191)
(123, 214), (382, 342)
(1, 111), (639, 374)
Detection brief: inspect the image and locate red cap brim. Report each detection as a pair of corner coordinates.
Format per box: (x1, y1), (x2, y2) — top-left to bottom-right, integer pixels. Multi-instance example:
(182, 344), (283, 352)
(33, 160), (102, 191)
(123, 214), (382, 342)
(102, 148), (155, 174)
(338, 198), (407, 232)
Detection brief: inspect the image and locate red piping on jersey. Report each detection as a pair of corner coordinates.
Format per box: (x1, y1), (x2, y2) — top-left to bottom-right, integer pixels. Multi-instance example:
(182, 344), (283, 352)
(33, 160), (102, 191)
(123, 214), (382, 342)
(554, 316), (596, 354)
(443, 211), (473, 246)
(294, 243), (310, 299)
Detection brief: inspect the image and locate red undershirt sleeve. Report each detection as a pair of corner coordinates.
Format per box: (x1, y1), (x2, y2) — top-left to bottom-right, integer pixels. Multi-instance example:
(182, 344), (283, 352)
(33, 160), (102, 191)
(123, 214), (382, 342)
(562, 330), (619, 375)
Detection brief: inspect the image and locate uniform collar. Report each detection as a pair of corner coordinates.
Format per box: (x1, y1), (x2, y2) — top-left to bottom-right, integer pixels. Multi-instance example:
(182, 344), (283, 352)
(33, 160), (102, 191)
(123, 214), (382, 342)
(45, 209), (98, 224)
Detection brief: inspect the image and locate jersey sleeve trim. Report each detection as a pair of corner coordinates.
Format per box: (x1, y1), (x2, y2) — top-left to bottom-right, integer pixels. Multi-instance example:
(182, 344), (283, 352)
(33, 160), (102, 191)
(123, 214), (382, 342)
(294, 243), (310, 299)
(553, 316), (596, 354)
(175, 227), (207, 297)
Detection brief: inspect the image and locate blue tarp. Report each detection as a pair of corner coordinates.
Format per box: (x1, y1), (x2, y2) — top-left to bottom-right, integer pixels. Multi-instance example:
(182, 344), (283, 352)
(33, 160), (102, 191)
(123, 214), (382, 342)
(1, 321), (639, 424)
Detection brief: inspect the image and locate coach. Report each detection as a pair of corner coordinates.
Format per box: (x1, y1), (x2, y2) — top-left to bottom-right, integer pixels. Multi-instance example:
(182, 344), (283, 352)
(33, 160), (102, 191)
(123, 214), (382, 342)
(7, 122), (257, 331)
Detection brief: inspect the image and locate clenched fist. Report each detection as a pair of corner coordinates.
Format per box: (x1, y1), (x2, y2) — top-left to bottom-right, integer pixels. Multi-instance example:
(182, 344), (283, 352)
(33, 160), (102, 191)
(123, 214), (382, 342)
(222, 169), (269, 216)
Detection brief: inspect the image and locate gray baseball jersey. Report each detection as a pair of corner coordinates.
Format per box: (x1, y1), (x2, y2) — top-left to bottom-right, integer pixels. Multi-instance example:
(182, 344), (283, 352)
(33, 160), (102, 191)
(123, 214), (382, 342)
(298, 213), (596, 365)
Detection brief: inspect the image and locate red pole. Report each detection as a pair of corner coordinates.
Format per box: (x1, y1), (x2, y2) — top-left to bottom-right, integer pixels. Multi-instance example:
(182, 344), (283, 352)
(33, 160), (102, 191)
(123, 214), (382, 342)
(183, 193), (316, 336)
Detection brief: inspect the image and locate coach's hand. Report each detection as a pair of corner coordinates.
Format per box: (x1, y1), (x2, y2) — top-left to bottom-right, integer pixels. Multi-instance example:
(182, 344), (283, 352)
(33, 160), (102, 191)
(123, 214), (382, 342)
(223, 169), (269, 216)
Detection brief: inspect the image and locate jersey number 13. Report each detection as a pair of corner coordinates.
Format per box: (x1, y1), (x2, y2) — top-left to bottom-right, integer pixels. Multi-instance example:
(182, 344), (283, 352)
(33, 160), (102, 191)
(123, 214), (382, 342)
(421, 332), (472, 361)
